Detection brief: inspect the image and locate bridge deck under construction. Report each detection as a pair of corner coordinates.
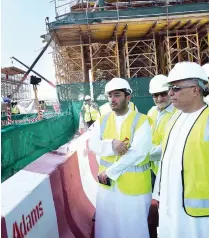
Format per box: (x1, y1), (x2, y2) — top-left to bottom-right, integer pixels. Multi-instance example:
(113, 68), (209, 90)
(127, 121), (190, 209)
(47, 2), (209, 85)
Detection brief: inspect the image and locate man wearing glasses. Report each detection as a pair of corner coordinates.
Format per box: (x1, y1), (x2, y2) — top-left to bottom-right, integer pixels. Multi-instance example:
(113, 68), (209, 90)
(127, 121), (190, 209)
(148, 75), (176, 185)
(147, 75), (176, 238)
(153, 62), (209, 238)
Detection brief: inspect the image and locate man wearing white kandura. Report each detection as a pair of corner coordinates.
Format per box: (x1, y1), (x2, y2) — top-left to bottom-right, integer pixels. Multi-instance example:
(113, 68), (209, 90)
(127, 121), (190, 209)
(89, 77), (152, 238)
(153, 61), (209, 238)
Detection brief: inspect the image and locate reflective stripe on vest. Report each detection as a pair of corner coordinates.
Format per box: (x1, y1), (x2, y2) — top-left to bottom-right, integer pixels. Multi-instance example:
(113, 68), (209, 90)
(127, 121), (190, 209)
(100, 159), (150, 173)
(161, 106), (209, 217)
(204, 116), (209, 141)
(100, 112), (141, 143)
(84, 104), (98, 122)
(148, 106), (176, 175)
(182, 106), (209, 217)
(185, 198), (209, 209)
(99, 111), (151, 195)
(100, 112), (111, 139)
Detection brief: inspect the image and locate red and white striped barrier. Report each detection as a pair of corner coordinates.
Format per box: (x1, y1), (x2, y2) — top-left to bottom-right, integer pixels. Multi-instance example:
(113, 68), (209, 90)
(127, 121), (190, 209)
(39, 110), (44, 120)
(31, 117), (39, 123)
(6, 104), (12, 125)
(1, 131), (98, 238)
(1, 129), (159, 237)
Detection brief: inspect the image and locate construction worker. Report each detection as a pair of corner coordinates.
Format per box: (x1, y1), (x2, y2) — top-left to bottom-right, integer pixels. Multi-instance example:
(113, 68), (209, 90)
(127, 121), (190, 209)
(202, 63), (209, 105)
(153, 62), (209, 238)
(148, 75), (176, 183)
(11, 102), (20, 114)
(39, 100), (46, 111)
(89, 77), (152, 238)
(81, 95), (99, 128)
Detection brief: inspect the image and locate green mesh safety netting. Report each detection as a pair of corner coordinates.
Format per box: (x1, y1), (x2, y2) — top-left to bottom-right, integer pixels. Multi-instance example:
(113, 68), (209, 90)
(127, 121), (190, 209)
(57, 77), (154, 114)
(1, 113), (38, 122)
(57, 82), (90, 101)
(2, 78), (154, 182)
(1, 112), (77, 182)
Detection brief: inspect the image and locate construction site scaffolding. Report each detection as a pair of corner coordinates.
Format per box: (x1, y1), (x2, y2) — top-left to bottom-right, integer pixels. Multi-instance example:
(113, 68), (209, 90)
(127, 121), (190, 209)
(48, 0), (209, 97)
(1, 67), (31, 100)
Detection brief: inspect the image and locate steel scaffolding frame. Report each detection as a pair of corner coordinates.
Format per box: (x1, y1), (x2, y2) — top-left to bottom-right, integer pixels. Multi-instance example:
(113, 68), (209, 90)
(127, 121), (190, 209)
(53, 45), (68, 84)
(50, 2), (209, 86)
(163, 31), (201, 73)
(124, 34), (158, 78)
(1, 73), (31, 101)
(90, 41), (120, 81)
(53, 27), (121, 83)
(52, 28), (209, 85)
(199, 28), (209, 64)
(53, 42), (85, 84)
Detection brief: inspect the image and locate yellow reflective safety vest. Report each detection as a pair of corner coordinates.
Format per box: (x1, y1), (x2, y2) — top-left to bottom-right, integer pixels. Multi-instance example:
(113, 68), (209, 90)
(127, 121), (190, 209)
(84, 104), (98, 122)
(129, 101), (137, 111)
(11, 106), (20, 114)
(99, 102), (111, 117)
(147, 106), (176, 175)
(161, 106), (209, 217)
(99, 111), (151, 195)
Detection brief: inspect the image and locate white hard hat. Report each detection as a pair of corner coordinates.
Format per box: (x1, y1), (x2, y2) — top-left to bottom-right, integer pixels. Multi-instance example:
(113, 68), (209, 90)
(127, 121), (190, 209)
(84, 95), (91, 100)
(167, 62), (208, 84)
(149, 75), (169, 94)
(202, 63), (209, 78)
(105, 78), (132, 94)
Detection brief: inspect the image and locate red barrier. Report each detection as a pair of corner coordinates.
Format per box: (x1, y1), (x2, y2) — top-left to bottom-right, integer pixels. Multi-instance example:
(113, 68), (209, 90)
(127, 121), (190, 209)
(1, 216), (8, 238)
(59, 152), (95, 237)
(1, 132), (158, 238)
(24, 150), (95, 238)
(23, 153), (73, 238)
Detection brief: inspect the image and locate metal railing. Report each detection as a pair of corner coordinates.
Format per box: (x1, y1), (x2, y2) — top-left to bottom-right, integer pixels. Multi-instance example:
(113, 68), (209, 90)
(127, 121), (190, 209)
(54, 0), (209, 19)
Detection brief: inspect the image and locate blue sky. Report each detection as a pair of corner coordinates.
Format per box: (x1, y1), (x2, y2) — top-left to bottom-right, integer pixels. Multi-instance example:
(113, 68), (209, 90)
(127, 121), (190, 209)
(1, 0), (58, 100)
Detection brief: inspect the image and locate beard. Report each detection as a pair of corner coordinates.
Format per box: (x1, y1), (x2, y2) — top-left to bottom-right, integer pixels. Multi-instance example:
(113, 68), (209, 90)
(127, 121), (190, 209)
(111, 99), (128, 113)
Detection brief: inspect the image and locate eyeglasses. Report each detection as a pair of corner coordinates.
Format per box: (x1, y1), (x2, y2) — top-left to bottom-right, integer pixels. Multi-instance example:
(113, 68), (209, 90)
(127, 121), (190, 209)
(168, 85), (196, 93)
(152, 91), (168, 98)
